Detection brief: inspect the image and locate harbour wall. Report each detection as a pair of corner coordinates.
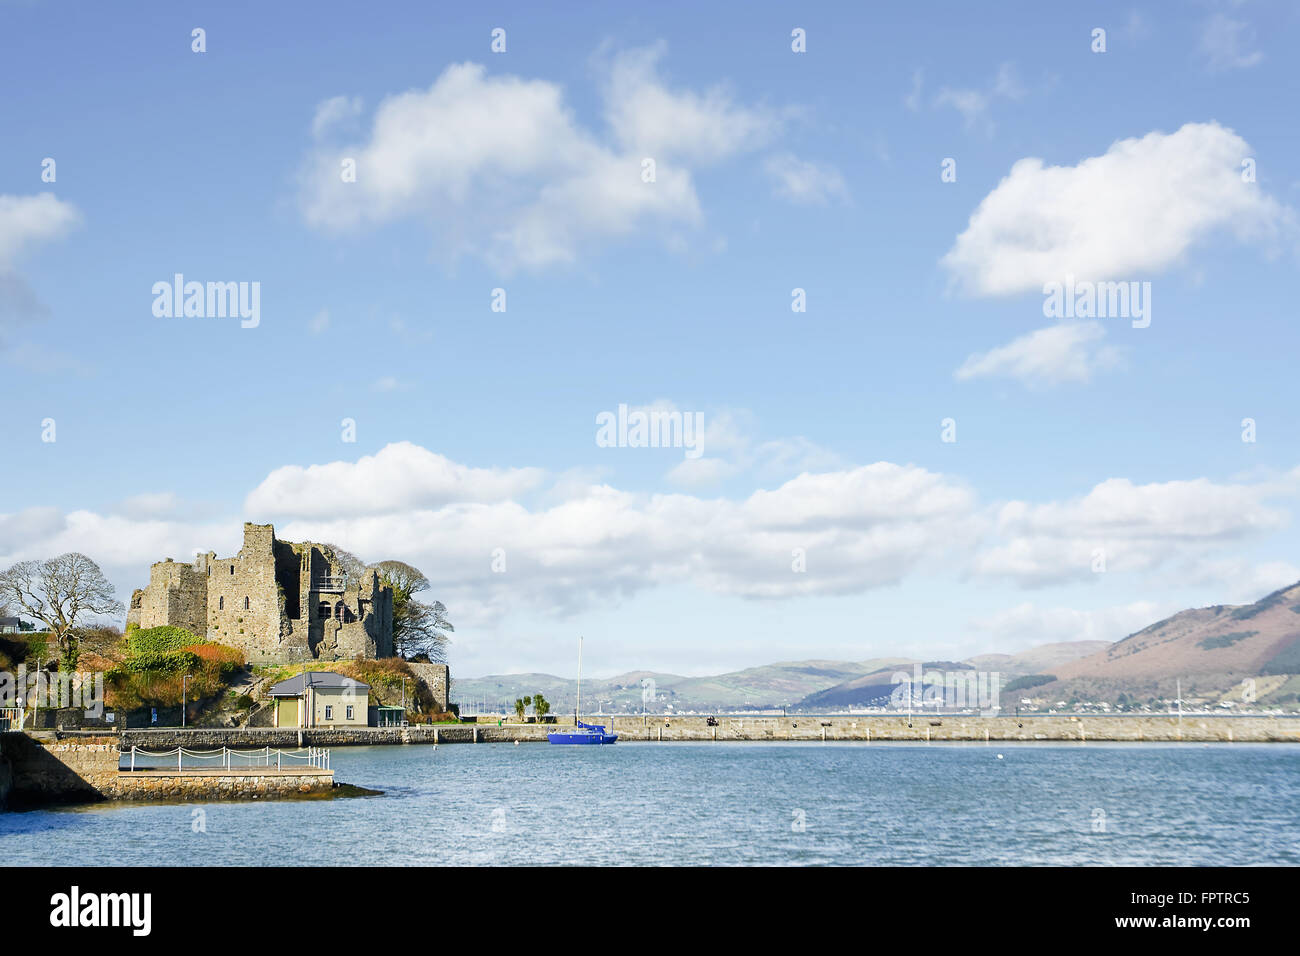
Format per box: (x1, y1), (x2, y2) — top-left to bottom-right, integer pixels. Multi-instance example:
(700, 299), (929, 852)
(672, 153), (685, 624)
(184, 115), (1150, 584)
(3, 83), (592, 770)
(112, 713), (1300, 747)
(0, 732), (333, 808)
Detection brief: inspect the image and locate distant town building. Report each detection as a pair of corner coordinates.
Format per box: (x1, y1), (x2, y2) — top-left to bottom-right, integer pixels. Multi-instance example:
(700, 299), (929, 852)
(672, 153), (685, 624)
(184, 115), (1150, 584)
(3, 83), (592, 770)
(127, 522), (394, 663)
(269, 672), (370, 728)
(0, 617), (21, 634)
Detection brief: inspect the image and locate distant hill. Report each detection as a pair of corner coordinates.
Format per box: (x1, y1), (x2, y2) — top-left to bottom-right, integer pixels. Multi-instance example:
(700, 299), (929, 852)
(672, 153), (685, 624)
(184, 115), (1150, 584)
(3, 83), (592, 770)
(1027, 581), (1300, 707)
(455, 583), (1300, 714)
(455, 644), (1111, 714)
(453, 659), (910, 714)
(794, 642), (1110, 710)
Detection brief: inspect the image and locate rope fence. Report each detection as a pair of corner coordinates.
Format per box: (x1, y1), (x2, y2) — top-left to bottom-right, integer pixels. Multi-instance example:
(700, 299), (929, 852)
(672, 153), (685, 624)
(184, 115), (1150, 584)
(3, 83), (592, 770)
(121, 745), (331, 773)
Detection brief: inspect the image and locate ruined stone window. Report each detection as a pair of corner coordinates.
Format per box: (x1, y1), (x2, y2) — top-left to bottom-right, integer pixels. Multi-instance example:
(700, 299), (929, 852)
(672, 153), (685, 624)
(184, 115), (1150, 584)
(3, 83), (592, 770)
(218, 596), (224, 610)
(244, 596), (250, 610)
(230, 565), (234, 575)
(318, 602), (331, 620)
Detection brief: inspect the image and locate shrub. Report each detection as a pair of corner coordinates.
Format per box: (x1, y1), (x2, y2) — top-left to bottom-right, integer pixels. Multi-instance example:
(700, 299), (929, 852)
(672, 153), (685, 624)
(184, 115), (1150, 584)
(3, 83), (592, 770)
(186, 643), (244, 678)
(1197, 631), (1257, 651)
(125, 625), (203, 656)
(121, 650), (201, 675)
(1003, 674), (1057, 694)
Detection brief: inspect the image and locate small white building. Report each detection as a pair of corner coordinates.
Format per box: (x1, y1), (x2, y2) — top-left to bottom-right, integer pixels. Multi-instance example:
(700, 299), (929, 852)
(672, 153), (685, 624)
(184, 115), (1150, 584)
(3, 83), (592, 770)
(269, 672), (369, 728)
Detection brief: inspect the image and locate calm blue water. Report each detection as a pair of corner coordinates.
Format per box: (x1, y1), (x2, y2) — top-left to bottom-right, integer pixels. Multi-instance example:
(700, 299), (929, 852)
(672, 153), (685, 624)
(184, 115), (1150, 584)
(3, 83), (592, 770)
(5, 742), (1299, 865)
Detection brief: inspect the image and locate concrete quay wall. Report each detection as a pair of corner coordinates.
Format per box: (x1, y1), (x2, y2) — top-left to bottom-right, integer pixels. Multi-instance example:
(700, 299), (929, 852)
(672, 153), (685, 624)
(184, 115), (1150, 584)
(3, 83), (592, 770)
(594, 713), (1300, 742)
(113, 713), (1300, 747)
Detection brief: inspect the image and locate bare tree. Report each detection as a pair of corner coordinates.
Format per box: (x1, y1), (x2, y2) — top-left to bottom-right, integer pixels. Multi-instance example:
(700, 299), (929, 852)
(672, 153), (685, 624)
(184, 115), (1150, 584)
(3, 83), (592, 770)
(374, 560), (454, 662)
(0, 554), (123, 660)
(319, 543), (367, 585)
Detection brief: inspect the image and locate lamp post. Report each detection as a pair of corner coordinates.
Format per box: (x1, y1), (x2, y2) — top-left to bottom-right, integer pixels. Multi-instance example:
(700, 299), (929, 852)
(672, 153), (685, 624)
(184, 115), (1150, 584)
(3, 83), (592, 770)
(182, 674), (191, 727)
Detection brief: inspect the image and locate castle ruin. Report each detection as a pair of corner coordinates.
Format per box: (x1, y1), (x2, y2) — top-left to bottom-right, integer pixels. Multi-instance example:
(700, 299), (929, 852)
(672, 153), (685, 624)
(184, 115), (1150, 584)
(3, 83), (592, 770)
(127, 523), (393, 663)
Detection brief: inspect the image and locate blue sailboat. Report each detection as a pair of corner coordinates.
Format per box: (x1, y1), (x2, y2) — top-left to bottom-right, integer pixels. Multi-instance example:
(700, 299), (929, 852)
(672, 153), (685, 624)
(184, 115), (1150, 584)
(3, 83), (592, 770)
(548, 636), (618, 745)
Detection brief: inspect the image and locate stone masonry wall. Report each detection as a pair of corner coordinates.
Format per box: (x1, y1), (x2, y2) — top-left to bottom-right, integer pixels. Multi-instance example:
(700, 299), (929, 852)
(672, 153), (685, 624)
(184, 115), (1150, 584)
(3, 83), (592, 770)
(206, 523), (294, 660)
(129, 522), (394, 665)
(0, 733), (333, 807)
(408, 662), (450, 711)
(119, 713), (1300, 747)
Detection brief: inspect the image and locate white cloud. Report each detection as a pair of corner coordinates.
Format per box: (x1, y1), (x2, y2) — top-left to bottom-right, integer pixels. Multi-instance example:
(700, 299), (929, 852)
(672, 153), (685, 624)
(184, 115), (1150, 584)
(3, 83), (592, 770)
(244, 442), (547, 518)
(1169, 556), (1300, 605)
(0, 193), (81, 326)
(942, 122), (1290, 296)
(601, 43), (780, 163)
(1200, 14), (1264, 71)
(8, 445), (1298, 636)
(298, 47), (785, 270)
(955, 321), (1122, 387)
(659, 406), (843, 488)
(972, 476), (1291, 587)
(970, 600), (1167, 648)
(764, 153), (848, 205)
(0, 193), (81, 266)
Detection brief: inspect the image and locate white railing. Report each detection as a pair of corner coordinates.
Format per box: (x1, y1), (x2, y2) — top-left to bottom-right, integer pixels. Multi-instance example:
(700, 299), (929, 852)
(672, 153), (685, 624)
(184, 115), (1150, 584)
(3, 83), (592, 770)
(123, 745), (330, 773)
(0, 707), (23, 732)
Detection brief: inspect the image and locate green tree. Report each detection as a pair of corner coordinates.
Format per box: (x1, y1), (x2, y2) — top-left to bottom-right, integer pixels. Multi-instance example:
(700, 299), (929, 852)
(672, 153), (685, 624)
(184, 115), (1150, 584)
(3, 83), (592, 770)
(514, 695), (532, 722)
(374, 561), (455, 662)
(533, 693), (551, 722)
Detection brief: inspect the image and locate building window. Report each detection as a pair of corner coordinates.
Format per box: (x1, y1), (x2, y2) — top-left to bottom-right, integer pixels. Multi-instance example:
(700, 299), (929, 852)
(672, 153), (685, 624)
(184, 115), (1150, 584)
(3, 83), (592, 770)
(324, 705), (333, 720)
(346, 706), (354, 720)
(244, 596), (250, 610)
(218, 596), (224, 610)
(318, 602), (331, 620)
(230, 565), (234, 575)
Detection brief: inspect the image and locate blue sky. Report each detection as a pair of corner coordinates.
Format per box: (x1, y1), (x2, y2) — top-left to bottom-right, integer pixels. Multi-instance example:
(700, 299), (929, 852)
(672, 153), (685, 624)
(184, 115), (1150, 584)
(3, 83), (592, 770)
(1, 1), (1298, 677)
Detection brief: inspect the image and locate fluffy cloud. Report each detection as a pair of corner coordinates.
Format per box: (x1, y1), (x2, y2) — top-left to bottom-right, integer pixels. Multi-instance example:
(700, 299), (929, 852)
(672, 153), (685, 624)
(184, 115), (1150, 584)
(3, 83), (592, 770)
(0, 193), (80, 266)
(955, 321), (1122, 387)
(0, 192), (81, 325)
(244, 441), (547, 518)
(972, 477), (1290, 587)
(299, 47), (784, 270)
(969, 600), (1168, 648)
(7, 445), (1298, 632)
(941, 122), (1290, 296)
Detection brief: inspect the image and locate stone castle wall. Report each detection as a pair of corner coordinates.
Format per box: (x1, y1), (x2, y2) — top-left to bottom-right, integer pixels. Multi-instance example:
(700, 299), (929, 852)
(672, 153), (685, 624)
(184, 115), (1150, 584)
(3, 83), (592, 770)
(128, 522), (393, 664)
(408, 662), (450, 711)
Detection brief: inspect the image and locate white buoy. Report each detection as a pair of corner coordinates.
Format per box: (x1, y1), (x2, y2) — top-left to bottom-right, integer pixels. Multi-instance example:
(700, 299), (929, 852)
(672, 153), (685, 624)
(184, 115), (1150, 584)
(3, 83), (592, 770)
(996, 754), (1004, 759)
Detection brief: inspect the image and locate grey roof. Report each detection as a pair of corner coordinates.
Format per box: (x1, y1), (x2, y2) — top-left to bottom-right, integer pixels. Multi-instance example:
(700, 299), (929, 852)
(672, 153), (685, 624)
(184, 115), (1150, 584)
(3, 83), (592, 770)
(0, 617), (20, 626)
(269, 672), (369, 696)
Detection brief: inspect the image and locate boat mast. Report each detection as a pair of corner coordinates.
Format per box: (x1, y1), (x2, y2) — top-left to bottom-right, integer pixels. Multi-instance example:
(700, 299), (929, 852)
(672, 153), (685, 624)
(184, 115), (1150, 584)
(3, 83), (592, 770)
(577, 635), (583, 723)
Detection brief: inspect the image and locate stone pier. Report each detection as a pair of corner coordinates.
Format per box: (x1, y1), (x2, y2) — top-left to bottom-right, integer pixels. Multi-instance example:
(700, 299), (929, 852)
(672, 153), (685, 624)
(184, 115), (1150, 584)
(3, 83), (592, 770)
(106, 713), (1300, 748)
(0, 732), (334, 809)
